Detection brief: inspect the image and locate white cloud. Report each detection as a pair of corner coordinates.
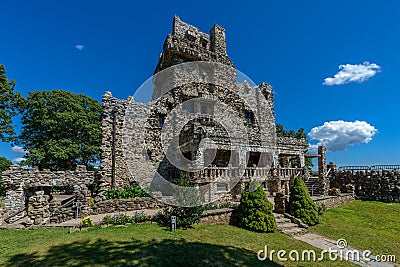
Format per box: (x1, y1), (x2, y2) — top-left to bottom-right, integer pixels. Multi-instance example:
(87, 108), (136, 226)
(75, 44), (85, 50)
(12, 146), (26, 154)
(308, 120), (377, 152)
(323, 62), (381, 86)
(13, 157), (26, 164)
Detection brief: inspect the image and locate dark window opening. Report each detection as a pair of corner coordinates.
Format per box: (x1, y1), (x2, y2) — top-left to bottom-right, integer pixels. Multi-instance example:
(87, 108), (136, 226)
(261, 181), (267, 189)
(158, 115), (165, 128)
(201, 39), (208, 48)
(182, 151), (194, 161)
(217, 183), (228, 192)
(206, 149), (232, 167)
(247, 151), (261, 167)
(245, 111), (254, 124)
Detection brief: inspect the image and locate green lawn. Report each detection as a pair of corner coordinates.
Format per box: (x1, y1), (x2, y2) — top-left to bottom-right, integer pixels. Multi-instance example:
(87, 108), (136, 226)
(0, 223), (354, 267)
(311, 200), (400, 263)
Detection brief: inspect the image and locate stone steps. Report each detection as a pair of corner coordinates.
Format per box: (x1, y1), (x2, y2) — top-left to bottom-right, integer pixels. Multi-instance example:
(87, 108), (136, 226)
(274, 213), (307, 235)
(304, 177), (321, 196)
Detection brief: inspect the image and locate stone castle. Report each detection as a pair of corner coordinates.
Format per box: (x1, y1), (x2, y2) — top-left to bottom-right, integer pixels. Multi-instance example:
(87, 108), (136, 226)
(99, 16), (326, 204)
(0, 16), (335, 227)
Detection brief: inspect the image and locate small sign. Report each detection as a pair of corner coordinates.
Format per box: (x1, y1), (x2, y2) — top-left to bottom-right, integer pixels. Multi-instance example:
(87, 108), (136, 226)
(171, 216), (176, 232)
(74, 201), (82, 219)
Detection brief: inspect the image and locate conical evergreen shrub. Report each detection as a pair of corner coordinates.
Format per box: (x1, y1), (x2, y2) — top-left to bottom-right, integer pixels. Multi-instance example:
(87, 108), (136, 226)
(288, 177), (320, 226)
(237, 181), (277, 233)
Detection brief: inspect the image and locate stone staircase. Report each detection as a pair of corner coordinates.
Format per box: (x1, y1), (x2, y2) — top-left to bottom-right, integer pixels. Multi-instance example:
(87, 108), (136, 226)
(274, 213), (307, 235)
(304, 176), (320, 196)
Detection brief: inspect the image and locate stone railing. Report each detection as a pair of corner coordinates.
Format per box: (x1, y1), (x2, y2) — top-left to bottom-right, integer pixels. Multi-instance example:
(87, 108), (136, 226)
(276, 167), (303, 179)
(192, 166), (303, 182)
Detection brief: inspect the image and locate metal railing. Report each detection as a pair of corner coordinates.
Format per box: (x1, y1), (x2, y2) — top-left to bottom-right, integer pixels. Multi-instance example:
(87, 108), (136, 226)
(339, 165), (400, 171)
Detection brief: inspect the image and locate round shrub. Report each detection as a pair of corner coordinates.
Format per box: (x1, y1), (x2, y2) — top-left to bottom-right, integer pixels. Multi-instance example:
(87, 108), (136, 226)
(288, 177), (321, 226)
(237, 181), (277, 233)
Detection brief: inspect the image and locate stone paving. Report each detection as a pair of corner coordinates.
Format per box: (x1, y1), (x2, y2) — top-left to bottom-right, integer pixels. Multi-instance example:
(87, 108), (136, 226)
(294, 233), (395, 267)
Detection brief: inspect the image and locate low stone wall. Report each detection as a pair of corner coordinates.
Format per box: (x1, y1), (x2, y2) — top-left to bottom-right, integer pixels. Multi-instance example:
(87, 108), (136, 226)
(313, 194), (355, 210)
(0, 165), (96, 225)
(90, 198), (163, 215)
(330, 170), (400, 202)
(199, 208), (237, 225)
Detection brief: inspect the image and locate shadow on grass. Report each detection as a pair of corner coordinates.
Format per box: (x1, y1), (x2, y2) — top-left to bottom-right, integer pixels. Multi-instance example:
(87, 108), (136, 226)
(5, 238), (282, 267)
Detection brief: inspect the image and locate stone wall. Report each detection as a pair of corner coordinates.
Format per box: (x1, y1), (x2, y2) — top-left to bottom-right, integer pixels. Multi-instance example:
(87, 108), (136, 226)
(90, 198), (163, 215)
(0, 165), (96, 225)
(313, 194), (355, 210)
(199, 208), (237, 225)
(330, 170), (400, 202)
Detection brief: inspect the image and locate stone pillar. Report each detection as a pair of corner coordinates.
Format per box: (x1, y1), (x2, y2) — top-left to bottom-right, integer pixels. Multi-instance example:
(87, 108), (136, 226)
(274, 192), (288, 214)
(318, 146), (328, 195)
(299, 154), (305, 168)
(27, 191), (50, 225)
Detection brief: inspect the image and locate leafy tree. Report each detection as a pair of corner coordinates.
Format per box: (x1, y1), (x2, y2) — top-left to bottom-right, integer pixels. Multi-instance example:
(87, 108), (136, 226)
(288, 177), (320, 226)
(155, 172), (204, 229)
(237, 181), (277, 233)
(0, 64), (22, 142)
(0, 157), (12, 197)
(18, 90), (101, 171)
(276, 124), (306, 139)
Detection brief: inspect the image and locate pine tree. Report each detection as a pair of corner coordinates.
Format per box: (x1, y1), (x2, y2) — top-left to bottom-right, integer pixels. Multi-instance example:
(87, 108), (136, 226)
(288, 177), (320, 226)
(237, 181), (277, 233)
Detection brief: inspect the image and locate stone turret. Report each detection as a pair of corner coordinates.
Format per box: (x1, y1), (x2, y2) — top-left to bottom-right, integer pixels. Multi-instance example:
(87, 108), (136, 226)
(154, 16), (234, 74)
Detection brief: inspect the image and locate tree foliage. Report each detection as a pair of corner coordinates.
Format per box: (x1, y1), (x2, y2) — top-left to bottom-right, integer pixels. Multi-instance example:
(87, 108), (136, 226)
(0, 157), (12, 197)
(18, 90), (101, 171)
(0, 64), (22, 142)
(276, 124), (306, 139)
(155, 172), (204, 229)
(288, 177), (320, 226)
(103, 184), (150, 200)
(237, 181), (277, 233)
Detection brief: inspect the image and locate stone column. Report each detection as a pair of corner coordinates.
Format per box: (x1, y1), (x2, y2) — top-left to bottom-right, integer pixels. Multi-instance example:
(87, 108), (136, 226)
(27, 191), (50, 225)
(318, 146), (328, 195)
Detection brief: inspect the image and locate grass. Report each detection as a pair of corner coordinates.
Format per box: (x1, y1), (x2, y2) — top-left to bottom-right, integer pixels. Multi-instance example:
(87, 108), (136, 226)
(0, 223), (355, 267)
(311, 200), (400, 262)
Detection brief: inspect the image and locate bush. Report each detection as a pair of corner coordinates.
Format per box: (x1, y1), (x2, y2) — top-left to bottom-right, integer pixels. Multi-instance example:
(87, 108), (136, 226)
(80, 216), (94, 227)
(133, 211), (151, 223)
(103, 184), (149, 200)
(101, 212), (151, 226)
(288, 177), (321, 226)
(0, 180), (5, 197)
(102, 213), (133, 225)
(237, 181), (277, 233)
(155, 172), (204, 229)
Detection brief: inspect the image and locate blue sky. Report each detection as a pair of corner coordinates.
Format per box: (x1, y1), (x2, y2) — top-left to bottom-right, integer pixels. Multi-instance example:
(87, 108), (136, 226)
(1, 0), (399, 167)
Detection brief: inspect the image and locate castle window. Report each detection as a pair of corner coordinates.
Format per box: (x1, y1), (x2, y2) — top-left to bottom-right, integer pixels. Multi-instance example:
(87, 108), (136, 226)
(158, 114), (165, 128)
(201, 38), (208, 48)
(245, 111), (254, 124)
(216, 183), (228, 192)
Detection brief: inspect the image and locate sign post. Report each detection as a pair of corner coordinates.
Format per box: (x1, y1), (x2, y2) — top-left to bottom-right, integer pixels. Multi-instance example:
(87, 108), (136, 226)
(171, 216), (176, 232)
